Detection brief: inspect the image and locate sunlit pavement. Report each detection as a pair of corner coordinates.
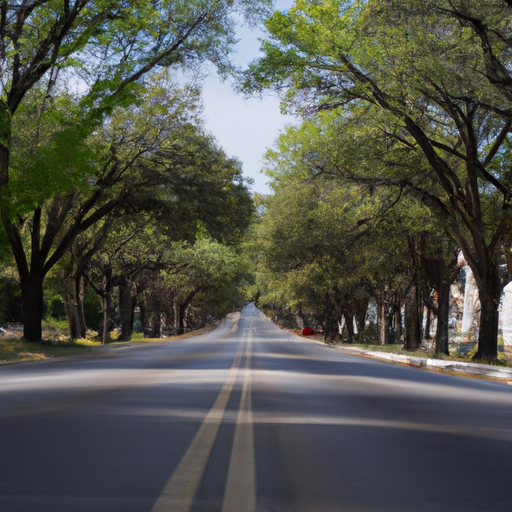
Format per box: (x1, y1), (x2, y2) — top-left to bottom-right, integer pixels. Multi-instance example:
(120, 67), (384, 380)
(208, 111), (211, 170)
(1, 303), (512, 511)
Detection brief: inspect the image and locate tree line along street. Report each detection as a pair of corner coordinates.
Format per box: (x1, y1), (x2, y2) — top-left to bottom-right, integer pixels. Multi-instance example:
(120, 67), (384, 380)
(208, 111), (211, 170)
(2, 1), (512, 365)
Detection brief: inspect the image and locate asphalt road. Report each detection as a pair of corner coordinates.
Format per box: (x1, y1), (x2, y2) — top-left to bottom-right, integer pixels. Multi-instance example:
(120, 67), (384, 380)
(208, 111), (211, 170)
(1, 303), (512, 511)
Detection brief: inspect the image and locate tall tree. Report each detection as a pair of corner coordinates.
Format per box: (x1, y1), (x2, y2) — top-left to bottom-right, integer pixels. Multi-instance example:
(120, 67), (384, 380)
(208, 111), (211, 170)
(164, 237), (248, 335)
(0, 0), (270, 340)
(254, 128), (413, 343)
(243, 0), (512, 360)
(52, 80), (254, 341)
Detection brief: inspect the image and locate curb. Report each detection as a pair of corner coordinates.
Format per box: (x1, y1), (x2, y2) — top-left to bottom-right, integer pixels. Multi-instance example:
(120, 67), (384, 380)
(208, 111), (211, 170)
(337, 346), (512, 382)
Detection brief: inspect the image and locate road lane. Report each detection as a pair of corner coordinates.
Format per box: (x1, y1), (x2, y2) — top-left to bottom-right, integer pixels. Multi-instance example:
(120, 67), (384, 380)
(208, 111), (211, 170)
(222, 317), (255, 512)
(1, 304), (512, 511)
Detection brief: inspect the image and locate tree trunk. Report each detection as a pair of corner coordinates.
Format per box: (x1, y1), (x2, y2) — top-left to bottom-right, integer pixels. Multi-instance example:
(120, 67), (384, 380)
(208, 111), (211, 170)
(20, 273), (44, 342)
(77, 276), (87, 337)
(63, 277), (79, 340)
(101, 269), (112, 345)
(474, 265), (501, 361)
(404, 282), (421, 349)
(118, 277), (133, 341)
(139, 297), (146, 328)
(175, 300), (187, 335)
(201, 308), (208, 328)
(434, 281), (450, 356)
(102, 290), (111, 345)
(138, 285), (152, 337)
(377, 297), (387, 345)
(344, 313), (354, 343)
(355, 298), (368, 342)
(174, 289), (200, 336)
(148, 311), (161, 338)
(62, 275), (87, 340)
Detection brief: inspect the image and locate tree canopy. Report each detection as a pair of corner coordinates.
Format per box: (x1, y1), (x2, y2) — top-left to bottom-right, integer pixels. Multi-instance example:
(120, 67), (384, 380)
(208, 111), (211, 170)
(0, 1), (266, 341)
(242, 0), (512, 360)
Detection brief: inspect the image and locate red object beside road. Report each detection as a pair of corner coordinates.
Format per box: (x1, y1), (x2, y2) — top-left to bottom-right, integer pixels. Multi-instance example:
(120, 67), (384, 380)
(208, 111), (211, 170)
(302, 327), (314, 335)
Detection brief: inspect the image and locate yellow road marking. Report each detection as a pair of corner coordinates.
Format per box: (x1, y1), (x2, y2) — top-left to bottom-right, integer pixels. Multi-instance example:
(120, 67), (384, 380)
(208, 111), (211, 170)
(151, 341), (244, 512)
(222, 321), (256, 512)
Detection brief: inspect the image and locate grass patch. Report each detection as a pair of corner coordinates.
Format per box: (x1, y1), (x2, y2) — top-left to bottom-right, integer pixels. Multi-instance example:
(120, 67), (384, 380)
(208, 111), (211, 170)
(42, 318), (69, 331)
(0, 338), (95, 364)
(0, 322), (219, 364)
(342, 341), (512, 367)
(349, 342), (430, 358)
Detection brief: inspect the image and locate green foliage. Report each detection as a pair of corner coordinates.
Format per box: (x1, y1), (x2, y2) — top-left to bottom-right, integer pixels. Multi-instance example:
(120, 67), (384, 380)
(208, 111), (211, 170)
(242, 0), (512, 358)
(0, 0), (270, 342)
(9, 91), (100, 217)
(84, 284), (103, 331)
(0, 276), (21, 324)
(0, 100), (11, 150)
(249, 96), (461, 341)
(164, 236), (250, 313)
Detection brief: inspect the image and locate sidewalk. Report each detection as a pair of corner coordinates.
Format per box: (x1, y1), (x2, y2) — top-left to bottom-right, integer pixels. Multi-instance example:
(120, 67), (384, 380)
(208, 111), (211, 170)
(338, 345), (512, 382)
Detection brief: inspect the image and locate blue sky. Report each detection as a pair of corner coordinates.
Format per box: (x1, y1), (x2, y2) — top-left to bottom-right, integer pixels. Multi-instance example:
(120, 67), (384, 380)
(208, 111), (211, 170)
(200, 2), (295, 195)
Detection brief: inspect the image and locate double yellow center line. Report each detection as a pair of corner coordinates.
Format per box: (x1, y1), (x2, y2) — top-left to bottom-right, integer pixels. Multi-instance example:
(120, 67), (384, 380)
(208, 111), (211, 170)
(151, 321), (255, 512)
(222, 325), (255, 512)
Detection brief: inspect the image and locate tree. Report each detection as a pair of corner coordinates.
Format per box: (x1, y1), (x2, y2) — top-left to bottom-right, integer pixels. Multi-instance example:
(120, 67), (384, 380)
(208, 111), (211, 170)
(412, 232), (460, 355)
(253, 104), (465, 352)
(252, 126), (411, 343)
(243, 0), (512, 360)
(6, 74), (252, 341)
(52, 80), (254, 341)
(164, 237), (249, 335)
(0, 0), (270, 341)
